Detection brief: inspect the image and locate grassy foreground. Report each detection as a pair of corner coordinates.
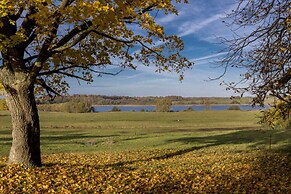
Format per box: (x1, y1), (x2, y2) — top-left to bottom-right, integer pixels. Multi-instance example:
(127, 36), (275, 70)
(0, 110), (290, 193)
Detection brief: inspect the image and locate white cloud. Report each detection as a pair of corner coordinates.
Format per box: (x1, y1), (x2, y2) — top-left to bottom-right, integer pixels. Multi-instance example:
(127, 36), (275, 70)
(191, 52), (228, 62)
(157, 14), (179, 24)
(188, 52), (228, 67)
(178, 12), (227, 37)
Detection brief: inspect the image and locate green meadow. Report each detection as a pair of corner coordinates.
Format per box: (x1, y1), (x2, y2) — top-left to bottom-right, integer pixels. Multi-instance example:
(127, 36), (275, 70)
(1, 110), (290, 155)
(0, 110), (290, 193)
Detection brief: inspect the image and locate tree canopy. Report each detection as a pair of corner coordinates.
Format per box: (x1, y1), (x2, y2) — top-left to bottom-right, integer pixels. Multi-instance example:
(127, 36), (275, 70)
(222, 0), (290, 107)
(0, 83), (3, 93)
(0, 0), (192, 98)
(156, 97), (172, 112)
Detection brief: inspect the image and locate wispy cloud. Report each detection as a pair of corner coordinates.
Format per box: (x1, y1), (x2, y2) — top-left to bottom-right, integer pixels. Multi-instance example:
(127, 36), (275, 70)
(190, 52), (228, 65)
(192, 52), (227, 61)
(118, 72), (145, 80)
(157, 14), (180, 24)
(178, 12), (227, 37)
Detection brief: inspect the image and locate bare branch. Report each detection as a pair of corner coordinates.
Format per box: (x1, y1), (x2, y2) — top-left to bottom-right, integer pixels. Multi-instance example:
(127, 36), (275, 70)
(24, 54), (39, 64)
(59, 0), (75, 9)
(91, 30), (134, 44)
(54, 71), (92, 82)
(220, 0), (291, 106)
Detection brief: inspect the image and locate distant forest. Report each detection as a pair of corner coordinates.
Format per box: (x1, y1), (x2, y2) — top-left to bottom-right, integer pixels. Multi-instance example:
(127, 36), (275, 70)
(36, 94), (268, 106)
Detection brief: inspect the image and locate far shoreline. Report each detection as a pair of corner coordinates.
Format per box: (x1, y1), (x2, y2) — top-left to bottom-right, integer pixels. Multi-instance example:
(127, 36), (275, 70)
(92, 104), (266, 106)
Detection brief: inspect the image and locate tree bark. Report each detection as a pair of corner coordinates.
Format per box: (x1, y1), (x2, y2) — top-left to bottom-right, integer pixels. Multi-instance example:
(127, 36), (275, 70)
(4, 80), (41, 167)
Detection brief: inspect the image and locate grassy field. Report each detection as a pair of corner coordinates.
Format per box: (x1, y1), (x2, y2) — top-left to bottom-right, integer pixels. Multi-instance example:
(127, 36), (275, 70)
(0, 110), (290, 193)
(1, 110), (290, 155)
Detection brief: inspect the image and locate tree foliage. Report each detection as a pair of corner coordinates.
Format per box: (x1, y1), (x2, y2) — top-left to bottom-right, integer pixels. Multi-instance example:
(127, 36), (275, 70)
(111, 106), (121, 112)
(0, 99), (7, 110)
(222, 0), (290, 108)
(0, 83), (3, 96)
(260, 97), (291, 129)
(156, 98), (172, 112)
(0, 0), (192, 97)
(0, 83), (6, 110)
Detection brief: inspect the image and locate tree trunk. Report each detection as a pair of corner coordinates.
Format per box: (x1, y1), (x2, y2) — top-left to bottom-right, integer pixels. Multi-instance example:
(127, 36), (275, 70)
(4, 81), (41, 167)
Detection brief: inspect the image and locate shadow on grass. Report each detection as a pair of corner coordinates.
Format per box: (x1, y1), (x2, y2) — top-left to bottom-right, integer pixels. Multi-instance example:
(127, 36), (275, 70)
(167, 129), (291, 153)
(39, 128), (290, 193)
(105, 129), (291, 168)
(0, 130), (11, 135)
(0, 138), (11, 144)
(41, 133), (120, 142)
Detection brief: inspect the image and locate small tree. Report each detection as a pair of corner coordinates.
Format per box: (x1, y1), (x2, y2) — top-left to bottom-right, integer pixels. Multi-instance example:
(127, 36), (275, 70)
(111, 106), (121, 112)
(227, 105), (241, 111)
(65, 100), (92, 113)
(203, 99), (212, 111)
(156, 98), (172, 112)
(184, 107), (194, 112)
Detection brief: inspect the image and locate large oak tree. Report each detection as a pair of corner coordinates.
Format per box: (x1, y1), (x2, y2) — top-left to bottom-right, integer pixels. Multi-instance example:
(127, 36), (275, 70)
(0, 0), (192, 167)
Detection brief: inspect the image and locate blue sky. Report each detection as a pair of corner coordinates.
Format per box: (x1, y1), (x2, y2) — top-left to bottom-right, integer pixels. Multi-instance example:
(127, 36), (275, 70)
(69, 0), (245, 97)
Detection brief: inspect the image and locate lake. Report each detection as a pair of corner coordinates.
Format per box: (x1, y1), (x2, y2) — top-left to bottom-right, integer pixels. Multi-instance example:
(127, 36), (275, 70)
(93, 105), (268, 112)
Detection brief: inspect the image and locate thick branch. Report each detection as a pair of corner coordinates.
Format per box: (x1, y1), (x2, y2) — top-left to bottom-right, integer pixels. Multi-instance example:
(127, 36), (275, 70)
(36, 78), (61, 97)
(24, 54), (39, 64)
(278, 69), (291, 86)
(52, 21), (93, 51)
(10, 6), (24, 21)
(59, 0), (75, 9)
(51, 30), (91, 52)
(38, 63), (122, 77)
(51, 26), (134, 53)
(33, 1), (76, 74)
(19, 6), (38, 41)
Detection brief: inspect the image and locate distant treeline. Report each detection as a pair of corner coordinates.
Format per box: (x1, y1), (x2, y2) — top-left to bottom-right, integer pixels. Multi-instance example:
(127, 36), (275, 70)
(36, 94), (270, 106)
(0, 95), (273, 112)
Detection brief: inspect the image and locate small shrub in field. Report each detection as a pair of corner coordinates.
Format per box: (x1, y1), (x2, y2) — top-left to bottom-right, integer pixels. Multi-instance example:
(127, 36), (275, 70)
(111, 106), (121, 112)
(65, 101), (92, 113)
(156, 98), (172, 112)
(0, 99), (8, 110)
(184, 107), (194, 112)
(228, 105), (241, 110)
(260, 98), (291, 129)
(37, 101), (92, 113)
